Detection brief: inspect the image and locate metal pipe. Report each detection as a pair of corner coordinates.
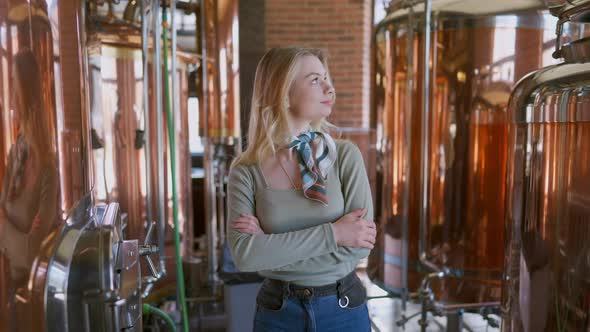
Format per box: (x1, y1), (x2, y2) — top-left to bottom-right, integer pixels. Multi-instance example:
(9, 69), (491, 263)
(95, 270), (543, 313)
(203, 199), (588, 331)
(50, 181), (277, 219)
(172, 0), (179, 136)
(418, 271), (444, 332)
(217, 157), (226, 247)
(200, 0), (219, 286)
(142, 0), (153, 233)
(424, 14), (441, 275)
(171, 1), (182, 259)
(419, 0), (432, 268)
(420, 271), (445, 291)
(206, 145), (219, 283)
(433, 301), (500, 313)
(152, 0), (167, 276)
(401, 0), (415, 312)
(167, 1), (189, 327)
(79, 0), (94, 200)
(553, 17), (565, 58)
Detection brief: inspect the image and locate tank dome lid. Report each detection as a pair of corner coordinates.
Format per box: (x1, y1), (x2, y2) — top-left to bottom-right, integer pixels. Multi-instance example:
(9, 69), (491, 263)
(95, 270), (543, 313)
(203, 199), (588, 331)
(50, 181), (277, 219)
(384, 0), (544, 18)
(543, 0), (590, 20)
(562, 36), (590, 62)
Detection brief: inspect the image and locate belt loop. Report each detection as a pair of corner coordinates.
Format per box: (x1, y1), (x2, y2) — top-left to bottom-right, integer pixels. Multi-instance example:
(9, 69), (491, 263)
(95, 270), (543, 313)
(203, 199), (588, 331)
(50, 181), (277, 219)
(336, 280), (343, 299)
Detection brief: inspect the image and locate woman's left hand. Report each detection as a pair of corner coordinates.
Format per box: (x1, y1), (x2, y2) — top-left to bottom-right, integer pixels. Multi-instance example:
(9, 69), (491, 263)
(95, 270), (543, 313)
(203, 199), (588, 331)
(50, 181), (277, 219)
(232, 213), (265, 235)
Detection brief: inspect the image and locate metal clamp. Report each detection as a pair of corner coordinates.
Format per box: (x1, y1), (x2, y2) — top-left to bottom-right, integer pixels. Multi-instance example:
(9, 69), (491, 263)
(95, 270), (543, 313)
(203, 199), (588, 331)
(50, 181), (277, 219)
(553, 18), (566, 58)
(140, 221), (163, 298)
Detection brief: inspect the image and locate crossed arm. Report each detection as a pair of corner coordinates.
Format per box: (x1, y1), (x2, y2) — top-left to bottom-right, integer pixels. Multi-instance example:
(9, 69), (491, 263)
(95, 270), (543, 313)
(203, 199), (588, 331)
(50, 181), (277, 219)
(226, 141), (375, 273)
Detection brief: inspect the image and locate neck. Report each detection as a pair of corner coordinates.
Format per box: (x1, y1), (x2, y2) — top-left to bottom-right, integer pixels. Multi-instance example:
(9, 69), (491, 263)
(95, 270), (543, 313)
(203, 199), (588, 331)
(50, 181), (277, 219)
(290, 120), (311, 137)
(282, 123), (309, 162)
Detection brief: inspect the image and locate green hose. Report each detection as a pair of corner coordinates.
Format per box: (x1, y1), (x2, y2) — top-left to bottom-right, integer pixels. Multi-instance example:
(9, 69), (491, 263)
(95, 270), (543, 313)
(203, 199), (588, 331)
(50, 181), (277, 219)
(143, 303), (177, 332)
(162, 7), (189, 332)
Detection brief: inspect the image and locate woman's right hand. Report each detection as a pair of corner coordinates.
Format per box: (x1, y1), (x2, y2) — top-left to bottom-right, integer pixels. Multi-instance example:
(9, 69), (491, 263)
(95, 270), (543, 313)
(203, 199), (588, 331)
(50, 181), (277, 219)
(232, 213), (265, 236)
(331, 208), (376, 249)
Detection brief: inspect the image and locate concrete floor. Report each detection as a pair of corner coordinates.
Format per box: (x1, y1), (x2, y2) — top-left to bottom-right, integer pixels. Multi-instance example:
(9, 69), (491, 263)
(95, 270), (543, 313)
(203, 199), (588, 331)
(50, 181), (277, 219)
(148, 265), (502, 331)
(359, 271), (502, 332)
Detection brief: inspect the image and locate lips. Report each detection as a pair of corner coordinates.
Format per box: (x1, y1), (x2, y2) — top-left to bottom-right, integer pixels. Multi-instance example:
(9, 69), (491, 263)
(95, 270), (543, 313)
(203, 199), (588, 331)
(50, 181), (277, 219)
(320, 100), (334, 106)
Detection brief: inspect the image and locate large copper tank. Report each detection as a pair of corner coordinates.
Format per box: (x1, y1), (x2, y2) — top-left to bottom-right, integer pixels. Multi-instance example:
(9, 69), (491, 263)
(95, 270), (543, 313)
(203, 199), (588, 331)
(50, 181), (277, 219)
(369, 0), (560, 304)
(0, 1), (90, 331)
(200, 0), (240, 141)
(502, 2), (590, 331)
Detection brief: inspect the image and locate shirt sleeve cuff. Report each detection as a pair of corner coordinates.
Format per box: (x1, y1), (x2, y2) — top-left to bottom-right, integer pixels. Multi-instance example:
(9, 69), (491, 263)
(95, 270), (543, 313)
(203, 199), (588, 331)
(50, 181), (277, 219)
(324, 223), (338, 252)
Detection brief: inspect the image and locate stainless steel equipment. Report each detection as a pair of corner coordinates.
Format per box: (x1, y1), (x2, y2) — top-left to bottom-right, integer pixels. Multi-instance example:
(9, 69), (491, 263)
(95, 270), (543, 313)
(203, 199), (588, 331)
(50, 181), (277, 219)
(502, 2), (590, 331)
(45, 197), (145, 331)
(369, 0), (560, 319)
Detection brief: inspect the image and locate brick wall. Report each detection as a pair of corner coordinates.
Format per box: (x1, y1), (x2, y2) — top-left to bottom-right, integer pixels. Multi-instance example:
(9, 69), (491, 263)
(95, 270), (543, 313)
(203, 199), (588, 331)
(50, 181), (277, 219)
(239, 0), (375, 186)
(264, 0), (373, 130)
(260, 0), (376, 202)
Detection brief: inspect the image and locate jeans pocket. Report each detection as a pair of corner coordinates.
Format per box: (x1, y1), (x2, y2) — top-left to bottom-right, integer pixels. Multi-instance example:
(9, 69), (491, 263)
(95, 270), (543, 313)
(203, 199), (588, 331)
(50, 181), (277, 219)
(256, 282), (286, 312)
(339, 278), (367, 310)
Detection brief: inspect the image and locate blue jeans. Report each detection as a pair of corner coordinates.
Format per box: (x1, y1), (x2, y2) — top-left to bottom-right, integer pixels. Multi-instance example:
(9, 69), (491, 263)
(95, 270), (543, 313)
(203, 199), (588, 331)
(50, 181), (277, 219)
(253, 274), (371, 332)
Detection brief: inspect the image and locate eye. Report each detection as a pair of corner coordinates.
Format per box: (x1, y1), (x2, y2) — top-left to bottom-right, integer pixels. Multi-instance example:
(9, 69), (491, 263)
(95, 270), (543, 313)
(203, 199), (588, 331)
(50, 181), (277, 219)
(311, 77), (319, 84)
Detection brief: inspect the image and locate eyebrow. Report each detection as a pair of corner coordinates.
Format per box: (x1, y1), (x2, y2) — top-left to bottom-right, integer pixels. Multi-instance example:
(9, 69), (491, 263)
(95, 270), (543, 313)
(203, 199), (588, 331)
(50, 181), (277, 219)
(304, 72), (327, 79)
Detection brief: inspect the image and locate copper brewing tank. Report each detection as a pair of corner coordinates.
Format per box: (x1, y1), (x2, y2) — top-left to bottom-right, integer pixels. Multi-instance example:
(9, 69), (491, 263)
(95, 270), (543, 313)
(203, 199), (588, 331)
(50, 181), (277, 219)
(369, 0), (560, 305)
(199, 0), (240, 141)
(501, 2), (590, 331)
(0, 1), (90, 331)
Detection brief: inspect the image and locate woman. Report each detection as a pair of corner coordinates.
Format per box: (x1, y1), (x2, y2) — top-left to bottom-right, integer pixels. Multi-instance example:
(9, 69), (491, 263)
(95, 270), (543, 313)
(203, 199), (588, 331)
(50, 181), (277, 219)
(227, 47), (376, 331)
(0, 49), (59, 289)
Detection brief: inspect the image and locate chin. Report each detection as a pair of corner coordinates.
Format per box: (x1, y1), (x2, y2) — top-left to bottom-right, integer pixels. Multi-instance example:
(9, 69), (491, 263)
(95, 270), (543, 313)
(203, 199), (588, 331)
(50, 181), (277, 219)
(319, 108), (332, 118)
(303, 107), (332, 122)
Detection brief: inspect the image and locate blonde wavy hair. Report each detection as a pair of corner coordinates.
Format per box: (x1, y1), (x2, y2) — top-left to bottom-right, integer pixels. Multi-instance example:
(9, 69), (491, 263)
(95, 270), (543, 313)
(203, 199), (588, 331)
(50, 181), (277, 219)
(232, 47), (338, 168)
(14, 49), (55, 166)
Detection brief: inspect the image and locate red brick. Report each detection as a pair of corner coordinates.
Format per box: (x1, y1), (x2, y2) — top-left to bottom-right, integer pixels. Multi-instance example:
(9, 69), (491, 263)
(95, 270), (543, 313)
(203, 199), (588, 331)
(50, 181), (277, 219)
(247, 0), (373, 154)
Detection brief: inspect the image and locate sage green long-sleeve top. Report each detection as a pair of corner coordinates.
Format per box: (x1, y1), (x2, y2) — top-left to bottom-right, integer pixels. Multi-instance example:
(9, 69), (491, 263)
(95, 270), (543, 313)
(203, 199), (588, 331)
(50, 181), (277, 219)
(226, 139), (374, 286)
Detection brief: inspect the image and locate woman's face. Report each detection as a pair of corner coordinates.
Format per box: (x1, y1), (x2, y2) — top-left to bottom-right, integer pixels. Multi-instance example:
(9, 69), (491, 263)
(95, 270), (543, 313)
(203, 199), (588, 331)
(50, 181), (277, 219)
(288, 55), (335, 124)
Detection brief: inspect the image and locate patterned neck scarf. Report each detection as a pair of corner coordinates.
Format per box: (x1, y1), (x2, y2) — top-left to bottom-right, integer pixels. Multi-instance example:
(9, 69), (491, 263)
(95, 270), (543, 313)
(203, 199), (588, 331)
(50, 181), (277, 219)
(288, 130), (337, 206)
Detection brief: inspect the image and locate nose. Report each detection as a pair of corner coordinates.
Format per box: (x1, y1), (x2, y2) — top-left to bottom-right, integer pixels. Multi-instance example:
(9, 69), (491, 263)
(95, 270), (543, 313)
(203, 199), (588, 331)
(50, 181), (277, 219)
(323, 80), (334, 96)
